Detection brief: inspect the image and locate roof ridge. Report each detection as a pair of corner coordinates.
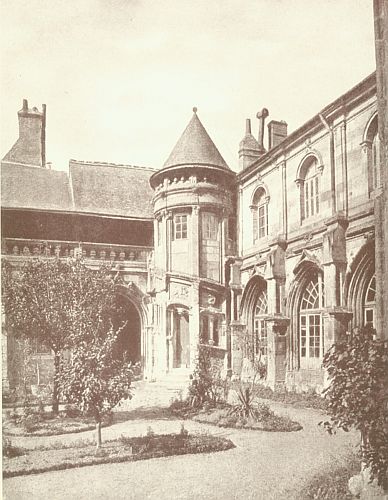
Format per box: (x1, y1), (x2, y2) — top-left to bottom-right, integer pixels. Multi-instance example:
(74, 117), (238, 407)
(69, 159), (157, 172)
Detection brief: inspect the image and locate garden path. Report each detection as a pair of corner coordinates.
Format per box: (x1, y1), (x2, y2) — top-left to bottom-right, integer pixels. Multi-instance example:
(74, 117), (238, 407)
(3, 382), (359, 500)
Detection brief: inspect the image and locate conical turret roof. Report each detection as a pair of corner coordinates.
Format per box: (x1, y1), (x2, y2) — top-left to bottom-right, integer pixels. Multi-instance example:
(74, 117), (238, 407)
(163, 108), (229, 170)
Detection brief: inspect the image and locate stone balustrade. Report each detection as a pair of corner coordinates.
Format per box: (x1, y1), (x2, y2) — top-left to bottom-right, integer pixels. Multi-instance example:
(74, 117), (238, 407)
(1, 238), (152, 263)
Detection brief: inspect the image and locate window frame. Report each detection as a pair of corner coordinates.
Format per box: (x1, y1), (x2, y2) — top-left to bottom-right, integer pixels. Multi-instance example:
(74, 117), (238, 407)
(251, 187), (269, 244)
(203, 212), (218, 241)
(299, 274), (325, 366)
(174, 214), (188, 240)
(253, 290), (268, 359)
(303, 160), (320, 221)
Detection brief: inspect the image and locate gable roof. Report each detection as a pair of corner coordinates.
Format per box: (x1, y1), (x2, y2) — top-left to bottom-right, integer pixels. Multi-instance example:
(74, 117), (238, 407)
(69, 160), (155, 219)
(1, 160), (156, 220)
(163, 110), (229, 170)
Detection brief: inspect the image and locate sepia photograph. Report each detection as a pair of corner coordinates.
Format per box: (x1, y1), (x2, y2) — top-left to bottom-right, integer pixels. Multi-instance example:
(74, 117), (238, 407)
(1, 1), (387, 498)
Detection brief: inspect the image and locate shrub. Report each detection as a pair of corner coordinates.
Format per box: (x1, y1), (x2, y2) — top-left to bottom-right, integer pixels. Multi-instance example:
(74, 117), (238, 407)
(228, 385), (257, 419)
(20, 401), (45, 432)
(322, 326), (388, 489)
(188, 346), (228, 408)
(2, 437), (25, 458)
(62, 404), (82, 418)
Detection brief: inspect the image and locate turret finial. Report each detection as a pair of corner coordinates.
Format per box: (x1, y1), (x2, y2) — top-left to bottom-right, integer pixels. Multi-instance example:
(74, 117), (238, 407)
(193, 107), (198, 114)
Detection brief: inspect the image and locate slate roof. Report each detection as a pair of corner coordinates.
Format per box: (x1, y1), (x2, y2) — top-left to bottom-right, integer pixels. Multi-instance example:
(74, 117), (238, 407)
(1, 162), (72, 211)
(163, 110), (229, 170)
(69, 160), (155, 219)
(1, 160), (155, 220)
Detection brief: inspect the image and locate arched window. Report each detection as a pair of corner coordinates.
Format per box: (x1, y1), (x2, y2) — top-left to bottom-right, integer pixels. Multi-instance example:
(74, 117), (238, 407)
(363, 114), (381, 195)
(299, 272), (324, 368)
(253, 290), (268, 359)
(251, 187), (269, 244)
(304, 161), (320, 218)
(345, 240), (375, 329)
(364, 275), (376, 328)
(298, 157), (320, 221)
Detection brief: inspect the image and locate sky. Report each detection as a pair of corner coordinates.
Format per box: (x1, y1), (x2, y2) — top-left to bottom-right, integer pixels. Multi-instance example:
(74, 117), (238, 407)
(0, 0), (376, 173)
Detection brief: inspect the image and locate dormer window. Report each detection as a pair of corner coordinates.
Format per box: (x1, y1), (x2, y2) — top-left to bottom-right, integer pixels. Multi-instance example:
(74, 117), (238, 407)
(174, 214), (187, 239)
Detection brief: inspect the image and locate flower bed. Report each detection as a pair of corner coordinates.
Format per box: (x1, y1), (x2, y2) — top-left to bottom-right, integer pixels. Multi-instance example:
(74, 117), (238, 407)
(3, 432), (235, 478)
(3, 407), (112, 437)
(170, 401), (302, 432)
(192, 406), (302, 432)
(233, 383), (328, 412)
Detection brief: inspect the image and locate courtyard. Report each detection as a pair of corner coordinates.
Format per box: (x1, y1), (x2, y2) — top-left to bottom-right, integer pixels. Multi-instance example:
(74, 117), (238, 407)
(3, 383), (358, 500)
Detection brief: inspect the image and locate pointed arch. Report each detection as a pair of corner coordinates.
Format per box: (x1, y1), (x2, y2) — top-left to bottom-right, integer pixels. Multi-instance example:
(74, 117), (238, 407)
(287, 261), (324, 371)
(240, 274), (267, 322)
(240, 274), (268, 365)
(344, 240), (375, 328)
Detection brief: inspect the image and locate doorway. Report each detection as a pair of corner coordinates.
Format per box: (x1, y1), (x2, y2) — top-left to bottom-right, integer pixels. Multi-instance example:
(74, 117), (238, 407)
(173, 310), (190, 368)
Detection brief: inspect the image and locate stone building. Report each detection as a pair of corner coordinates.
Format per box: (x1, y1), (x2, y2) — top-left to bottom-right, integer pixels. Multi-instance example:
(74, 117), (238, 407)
(1, 66), (385, 393)
(234, 73), (380, 391)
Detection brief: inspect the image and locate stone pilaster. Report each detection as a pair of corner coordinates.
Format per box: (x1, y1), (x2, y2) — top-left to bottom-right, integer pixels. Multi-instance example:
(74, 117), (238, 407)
(189, 282), (200, 369)
(265, 317), (289, 390)
(263, 238), (289, 389)
(230, 322), (246, 379)
(322, 213), (352, 346)
(191, 206), (200, 276)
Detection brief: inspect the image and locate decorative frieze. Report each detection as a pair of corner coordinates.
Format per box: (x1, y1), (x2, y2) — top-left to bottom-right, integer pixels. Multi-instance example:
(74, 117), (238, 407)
(2, 238), (151, 263)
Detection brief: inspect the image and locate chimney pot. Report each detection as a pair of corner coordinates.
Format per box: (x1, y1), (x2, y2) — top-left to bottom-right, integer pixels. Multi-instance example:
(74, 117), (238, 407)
(22, 99), (28, 111)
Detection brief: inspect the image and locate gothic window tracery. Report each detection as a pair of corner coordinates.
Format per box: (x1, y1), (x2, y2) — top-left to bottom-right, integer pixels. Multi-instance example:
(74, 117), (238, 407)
(299, 272), (324, 365)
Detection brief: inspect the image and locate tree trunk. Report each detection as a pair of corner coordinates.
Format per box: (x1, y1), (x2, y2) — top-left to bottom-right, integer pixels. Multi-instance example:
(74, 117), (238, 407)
(96, 421), (102, 449)
(52, 352), (60, 414)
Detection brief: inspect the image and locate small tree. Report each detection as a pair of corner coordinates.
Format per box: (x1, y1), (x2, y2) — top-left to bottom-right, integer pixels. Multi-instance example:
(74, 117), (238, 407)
(58, 323), (134, 448)
(2, 258), (124, 412)
(322, 326), (388, 489)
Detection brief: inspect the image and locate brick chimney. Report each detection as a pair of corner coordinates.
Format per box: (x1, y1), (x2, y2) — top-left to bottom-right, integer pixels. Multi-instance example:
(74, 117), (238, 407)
(267, 120), (287, 150)
(2, 99), (46, 167)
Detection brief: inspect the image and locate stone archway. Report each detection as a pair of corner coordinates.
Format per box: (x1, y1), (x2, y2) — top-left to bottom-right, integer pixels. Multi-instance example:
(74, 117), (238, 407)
(113, 294), (142, 364)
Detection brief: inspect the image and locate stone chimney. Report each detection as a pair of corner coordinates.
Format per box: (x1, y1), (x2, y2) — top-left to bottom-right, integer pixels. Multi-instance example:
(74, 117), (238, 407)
(2, 99), (46, 167)
(268, 120), (287, 150)
(238, 118), (264, 170)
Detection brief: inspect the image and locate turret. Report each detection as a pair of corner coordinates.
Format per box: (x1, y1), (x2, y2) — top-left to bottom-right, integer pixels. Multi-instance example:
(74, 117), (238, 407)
(149, 108), (236, 376)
